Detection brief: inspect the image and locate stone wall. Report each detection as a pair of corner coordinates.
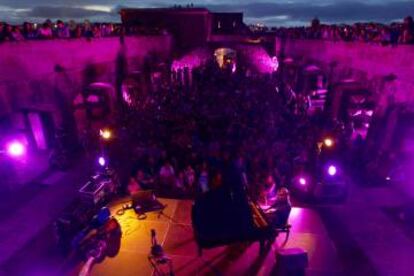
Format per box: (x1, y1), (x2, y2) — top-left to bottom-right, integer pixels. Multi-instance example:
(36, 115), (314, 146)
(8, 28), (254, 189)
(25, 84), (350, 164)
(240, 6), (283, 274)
(0, 35), (172, 121)
(276, 38), (414, 196)
(275, 38), (414, 111)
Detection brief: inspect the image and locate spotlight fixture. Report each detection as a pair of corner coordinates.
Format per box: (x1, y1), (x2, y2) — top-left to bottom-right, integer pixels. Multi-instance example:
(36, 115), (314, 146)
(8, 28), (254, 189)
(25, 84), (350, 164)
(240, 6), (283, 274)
(299, 177), (307, 186)
(98, 156), (106, 167)
(100, 129), (112, 140)
(323, 138), (334, 147)
(327, 165), (337, 176)
(6, 141), (25, 157)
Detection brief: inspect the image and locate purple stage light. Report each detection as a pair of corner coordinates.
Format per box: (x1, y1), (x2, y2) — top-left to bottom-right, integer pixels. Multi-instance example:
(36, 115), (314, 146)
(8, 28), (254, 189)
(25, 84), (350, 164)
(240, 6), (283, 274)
(7, 141), (25, 157)
(98, 156), (106, 167)
(299, 177), (307, 185)
(328, 165), (337, 176)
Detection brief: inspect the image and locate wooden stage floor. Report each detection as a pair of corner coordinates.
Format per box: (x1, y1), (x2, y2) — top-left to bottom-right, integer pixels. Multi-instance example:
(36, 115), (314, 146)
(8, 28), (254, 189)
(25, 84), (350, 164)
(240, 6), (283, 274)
(68, 198), (342, 276)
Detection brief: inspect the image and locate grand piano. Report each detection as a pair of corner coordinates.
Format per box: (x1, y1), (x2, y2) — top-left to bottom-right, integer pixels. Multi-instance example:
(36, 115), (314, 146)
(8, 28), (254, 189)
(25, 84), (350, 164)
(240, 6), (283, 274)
(191, 167), (291, 255)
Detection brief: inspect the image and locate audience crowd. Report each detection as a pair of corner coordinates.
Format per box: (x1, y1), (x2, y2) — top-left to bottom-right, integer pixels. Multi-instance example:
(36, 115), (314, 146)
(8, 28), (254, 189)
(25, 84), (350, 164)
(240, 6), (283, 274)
(109, 60), (349, 203)
(0, 19), (127, 42)
(1, 16), (413, 45)
(272, 16), (414, 45)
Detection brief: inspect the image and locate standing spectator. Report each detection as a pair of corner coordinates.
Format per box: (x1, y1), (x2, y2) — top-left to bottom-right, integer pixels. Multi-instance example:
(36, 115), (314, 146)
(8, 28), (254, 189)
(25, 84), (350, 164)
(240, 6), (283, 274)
(55, 20), (70, 38)
(37, 21), (53, 39)
(1, 23), (13, 41)
(100, 24), (111, 37)
(73, 24), (83, 38)
(11, 26), (24, 41)
(22, 22), (36, 39)
(92, 24), (101, 38)
(83, 20), (93, 38)
(0, 22), (5, 41)
(68, 20), (78, 38)
(400, 16), (414, 44)
(380, 27), (391, 45)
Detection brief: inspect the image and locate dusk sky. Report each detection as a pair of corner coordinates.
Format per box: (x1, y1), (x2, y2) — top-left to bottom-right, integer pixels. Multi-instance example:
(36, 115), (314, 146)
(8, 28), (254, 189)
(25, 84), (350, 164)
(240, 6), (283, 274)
(1, 0), (413, 26)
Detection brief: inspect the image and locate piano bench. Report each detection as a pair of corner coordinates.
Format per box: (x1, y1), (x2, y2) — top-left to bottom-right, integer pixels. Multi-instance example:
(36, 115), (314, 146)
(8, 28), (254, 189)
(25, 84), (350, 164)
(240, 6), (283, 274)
(273, 224), (291, 246)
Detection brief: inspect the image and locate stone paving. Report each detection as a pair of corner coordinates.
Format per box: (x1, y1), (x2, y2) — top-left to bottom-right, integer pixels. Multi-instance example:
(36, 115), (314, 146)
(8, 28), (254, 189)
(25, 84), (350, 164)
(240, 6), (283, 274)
(0, 157), (92, 271)
(318, 183), (414, 276)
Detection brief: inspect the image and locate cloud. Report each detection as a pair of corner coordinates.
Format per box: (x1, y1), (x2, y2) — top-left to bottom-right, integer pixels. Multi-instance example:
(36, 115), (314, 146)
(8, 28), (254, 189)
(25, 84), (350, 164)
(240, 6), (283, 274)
(24, 6), (113, 19)
(1, 1), (413, 26)
(206, 1), (414, 24)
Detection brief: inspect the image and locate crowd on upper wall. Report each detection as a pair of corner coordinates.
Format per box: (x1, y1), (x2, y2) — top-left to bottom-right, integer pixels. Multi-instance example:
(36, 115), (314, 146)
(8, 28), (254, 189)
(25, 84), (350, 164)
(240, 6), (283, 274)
(0, 19), (125, 42)
(0, 19), (167, 42)
(1, 15), (414, 45)
(271, 16), (414, 45)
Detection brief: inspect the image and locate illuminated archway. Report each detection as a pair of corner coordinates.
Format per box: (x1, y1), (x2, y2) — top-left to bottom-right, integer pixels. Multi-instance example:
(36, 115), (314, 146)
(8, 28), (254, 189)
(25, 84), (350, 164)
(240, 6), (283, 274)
(214, 48), (237, 72)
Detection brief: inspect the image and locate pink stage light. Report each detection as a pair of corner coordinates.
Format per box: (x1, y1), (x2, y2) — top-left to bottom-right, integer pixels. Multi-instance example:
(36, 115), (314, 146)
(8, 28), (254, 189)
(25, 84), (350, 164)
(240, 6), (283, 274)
(299, 177), (307, 185)
(328, 165), (337, 176)
(7, 141), (25, 157)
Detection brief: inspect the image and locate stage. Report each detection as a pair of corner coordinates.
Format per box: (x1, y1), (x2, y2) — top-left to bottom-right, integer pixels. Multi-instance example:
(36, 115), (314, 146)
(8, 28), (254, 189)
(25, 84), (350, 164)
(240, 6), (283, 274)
(66, 198), (342, 276)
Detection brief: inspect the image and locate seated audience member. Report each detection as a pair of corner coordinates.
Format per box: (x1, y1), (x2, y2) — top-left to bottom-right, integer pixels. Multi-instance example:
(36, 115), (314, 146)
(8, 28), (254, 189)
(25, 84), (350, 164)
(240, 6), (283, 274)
(175, 171), (186, 191)
(159, 160), (175, 189)
(210, 171), (223, 190)
(198, 162), (209, 193)
(184, 164), (196, 190)
(265, 187), (292, 228)
(127, 176), (141, 195)
(136, 169), (154, 190)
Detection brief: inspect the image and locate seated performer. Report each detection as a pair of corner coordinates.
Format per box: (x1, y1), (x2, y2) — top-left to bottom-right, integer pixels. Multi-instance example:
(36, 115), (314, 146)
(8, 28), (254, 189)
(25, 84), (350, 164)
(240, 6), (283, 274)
(264, 187), (292, 228)
(258, 175), (278, 207)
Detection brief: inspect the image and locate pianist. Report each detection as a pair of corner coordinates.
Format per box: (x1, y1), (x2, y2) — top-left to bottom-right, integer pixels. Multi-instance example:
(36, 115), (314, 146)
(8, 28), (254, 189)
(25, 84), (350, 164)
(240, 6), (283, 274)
(264, 187), (292, 228)
(258, 175), (278, 207)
